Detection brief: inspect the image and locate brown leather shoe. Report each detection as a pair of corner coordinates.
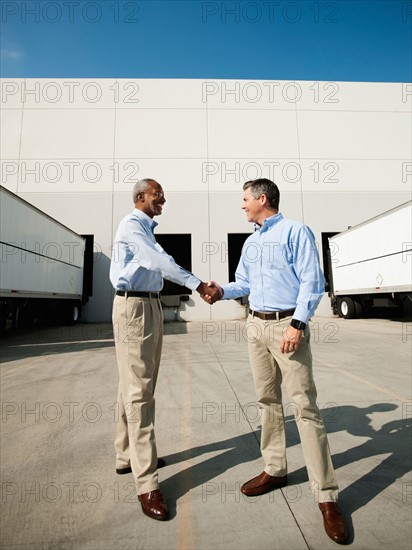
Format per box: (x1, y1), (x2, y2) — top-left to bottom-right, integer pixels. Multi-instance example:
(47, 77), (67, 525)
(138, 490), (169, 521)
(241, 471), (287, 496)
(319, 502), (348, 544)
(116, 458), (166, 475)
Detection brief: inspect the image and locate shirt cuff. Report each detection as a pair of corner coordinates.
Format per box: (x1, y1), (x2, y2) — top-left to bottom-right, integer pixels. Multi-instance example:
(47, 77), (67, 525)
(185, 274), (202, 291)
(220, 285), (235, 300)
(292, 305), (311, 325)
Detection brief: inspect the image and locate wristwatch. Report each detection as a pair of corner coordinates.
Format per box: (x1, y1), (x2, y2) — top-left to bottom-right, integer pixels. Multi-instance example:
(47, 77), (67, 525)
(290, 319), (306, 331)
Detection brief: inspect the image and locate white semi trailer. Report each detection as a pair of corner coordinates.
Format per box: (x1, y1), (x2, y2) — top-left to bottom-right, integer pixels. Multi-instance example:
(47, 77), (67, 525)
(328, 201), (412, 318)
(0, 186), (93, 328)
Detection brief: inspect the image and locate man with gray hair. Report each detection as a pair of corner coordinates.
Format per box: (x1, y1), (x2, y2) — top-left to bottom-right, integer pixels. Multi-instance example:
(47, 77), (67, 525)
(110, 178), (219, 521)
(205, 178), (348, 544)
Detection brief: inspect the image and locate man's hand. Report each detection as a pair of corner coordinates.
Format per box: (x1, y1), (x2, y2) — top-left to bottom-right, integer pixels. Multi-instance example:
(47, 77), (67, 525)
(197, 281), (223, 304)
(280, 325), (303, 354)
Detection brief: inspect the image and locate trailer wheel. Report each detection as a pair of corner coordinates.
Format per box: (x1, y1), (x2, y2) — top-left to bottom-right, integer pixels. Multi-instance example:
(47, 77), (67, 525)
(337, 297), (361, 319)
(64, 302), (81, 325)
(72, 304), (80, 324)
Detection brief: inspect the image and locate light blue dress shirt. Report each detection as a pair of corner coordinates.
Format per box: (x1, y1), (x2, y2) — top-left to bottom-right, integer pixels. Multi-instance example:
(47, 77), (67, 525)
(222, 213), (325, 324)
(109, 209), (201, 292)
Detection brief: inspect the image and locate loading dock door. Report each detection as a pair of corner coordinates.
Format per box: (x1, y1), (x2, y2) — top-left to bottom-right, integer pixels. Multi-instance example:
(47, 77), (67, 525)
(228, 233), (251, 282)
(155, 234), (192, 295)
(321, 232), (339, 292)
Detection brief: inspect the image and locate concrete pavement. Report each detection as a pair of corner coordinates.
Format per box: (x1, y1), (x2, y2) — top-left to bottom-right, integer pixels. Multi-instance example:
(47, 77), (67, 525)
(1, 316), (411, 549)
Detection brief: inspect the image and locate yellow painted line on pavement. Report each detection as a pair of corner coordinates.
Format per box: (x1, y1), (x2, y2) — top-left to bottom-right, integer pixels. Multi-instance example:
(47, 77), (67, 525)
(175, 341), (195, 550)
(1, 357), (46, 377)
(9, 339), (113, 347)
(316, 357), (408, 402)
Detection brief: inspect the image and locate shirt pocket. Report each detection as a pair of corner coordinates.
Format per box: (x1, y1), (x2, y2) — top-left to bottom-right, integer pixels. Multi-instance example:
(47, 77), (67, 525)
(266, 243), (292, 271)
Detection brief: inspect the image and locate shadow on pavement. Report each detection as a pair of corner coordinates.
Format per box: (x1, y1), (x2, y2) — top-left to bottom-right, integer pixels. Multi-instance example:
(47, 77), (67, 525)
(0, 321), (188, 364)
(0, 323), (115, 363)
(160, 402), (410, 530)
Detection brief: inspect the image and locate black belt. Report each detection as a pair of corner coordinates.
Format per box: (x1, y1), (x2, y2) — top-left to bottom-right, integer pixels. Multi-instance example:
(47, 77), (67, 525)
(116, 290), (160, 299)
(249, 309), (294, 321)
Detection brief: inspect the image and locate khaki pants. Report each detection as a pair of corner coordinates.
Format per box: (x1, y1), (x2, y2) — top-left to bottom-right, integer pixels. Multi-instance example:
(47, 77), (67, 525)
(246, 314), (338, 502)
(112, 295), (163, 495)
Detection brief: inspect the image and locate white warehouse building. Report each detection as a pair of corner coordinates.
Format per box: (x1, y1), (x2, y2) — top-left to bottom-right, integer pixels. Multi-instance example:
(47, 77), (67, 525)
(1, 78), (411, 322)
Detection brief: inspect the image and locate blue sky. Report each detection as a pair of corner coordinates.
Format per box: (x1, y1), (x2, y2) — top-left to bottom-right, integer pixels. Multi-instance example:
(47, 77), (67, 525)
(1, 0), (411, 81)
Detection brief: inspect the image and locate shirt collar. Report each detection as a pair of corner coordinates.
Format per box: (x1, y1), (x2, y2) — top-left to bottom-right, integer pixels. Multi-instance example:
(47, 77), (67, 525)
(255, 212), (283, 232)
(133, 208), (158, 233)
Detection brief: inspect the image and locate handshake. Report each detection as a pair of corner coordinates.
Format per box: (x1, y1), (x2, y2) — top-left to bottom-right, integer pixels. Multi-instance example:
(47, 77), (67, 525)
(196, 281), (223, 305)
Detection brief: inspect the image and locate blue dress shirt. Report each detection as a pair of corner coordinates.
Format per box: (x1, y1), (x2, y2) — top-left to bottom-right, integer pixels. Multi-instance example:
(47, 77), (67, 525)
(109, 209), (201, 292)
(222, 213), (325, 324)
